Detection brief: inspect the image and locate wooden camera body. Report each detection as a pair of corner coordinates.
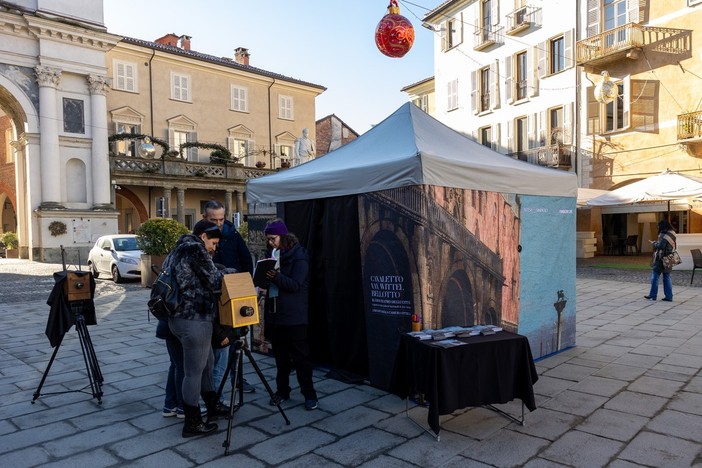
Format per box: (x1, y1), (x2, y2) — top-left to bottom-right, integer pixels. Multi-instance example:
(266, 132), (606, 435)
(64, 271), (93, 302)
(219, 273), (259, 328)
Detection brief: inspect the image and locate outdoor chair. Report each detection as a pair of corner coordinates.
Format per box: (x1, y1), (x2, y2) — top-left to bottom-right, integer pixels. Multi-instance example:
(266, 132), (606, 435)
(691, 249), (702, 285)
(625, 235), (638, 255)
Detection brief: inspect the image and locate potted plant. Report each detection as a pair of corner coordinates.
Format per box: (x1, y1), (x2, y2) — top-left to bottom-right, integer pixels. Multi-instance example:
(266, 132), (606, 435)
(1, 231), (18, 258)
(135, 218), (189, 287)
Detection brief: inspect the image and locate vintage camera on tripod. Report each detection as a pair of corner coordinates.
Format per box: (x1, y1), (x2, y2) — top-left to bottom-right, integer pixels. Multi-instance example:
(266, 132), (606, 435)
(218, 273), (260, 328)
(64, 270), (93, 302)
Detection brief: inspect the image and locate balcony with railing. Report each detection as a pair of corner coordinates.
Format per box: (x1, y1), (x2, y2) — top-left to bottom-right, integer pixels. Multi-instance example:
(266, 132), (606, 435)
(506, 5), (541, 35)
(508, 144), (573, 169)
(474, 24), (503, 51)
(677, 111), (702, 143)
(577, 23), (688, 70)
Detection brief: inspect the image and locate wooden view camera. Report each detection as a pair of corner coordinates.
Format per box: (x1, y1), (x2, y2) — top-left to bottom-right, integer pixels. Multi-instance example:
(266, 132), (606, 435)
(219, 273), (259, 328)
(64, 271), (93, 302)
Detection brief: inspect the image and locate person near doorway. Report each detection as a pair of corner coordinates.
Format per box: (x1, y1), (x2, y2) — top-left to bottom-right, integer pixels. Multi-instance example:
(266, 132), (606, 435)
(202, 200), (255, 396)
(645, 220), (676, 302)
(263, 219), (319, 410)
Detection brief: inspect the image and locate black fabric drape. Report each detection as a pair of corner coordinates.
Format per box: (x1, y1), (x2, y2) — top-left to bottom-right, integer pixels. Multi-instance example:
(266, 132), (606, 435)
(283, 196), (369, 379)
(45, 271), (97, 347)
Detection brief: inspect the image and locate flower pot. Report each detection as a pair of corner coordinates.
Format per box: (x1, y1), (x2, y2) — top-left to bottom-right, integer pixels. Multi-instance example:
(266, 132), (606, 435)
(5, 249), (18, 258)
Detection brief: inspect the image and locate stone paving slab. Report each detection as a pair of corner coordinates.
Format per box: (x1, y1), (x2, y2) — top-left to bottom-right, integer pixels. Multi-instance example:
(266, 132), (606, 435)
(1, 260), (702, 466)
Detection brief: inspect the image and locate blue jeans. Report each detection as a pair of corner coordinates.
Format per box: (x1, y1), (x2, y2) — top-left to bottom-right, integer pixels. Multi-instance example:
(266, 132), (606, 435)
(213, 346), (234, 394)
(164, 334), (184, 410)
(649, 269), (673, 300)
(169, 317), (214, 406)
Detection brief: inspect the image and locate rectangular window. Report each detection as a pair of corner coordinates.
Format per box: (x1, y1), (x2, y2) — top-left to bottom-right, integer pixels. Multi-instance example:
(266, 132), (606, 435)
(605, 82), (625, 132)
(549, 107), (563, 143)
(115, 123), (139, 156)
(482, 0), (492, 41)
(114, 60), (137, 92)
(480, 68), (490, 112)
(231, 85), (248, 112)
(516, 117), (528, 153)
(516, 52), (527, 100)
(447, 79), (458, 110)
(550, 36), (565, 74)
(63, 98), (85, 134)
(480, 126), (492, 148)
(279, 95), (293, 119)
(173, 130), (189, 159)
(171, 72), (191, 102)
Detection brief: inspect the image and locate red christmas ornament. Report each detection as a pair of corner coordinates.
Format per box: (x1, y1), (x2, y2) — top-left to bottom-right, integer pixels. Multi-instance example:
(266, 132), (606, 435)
(375, 0), (415, 58)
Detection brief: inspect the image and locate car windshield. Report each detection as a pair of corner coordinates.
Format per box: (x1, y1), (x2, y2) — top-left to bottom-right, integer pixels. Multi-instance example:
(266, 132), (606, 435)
(113, 237), (138, 252)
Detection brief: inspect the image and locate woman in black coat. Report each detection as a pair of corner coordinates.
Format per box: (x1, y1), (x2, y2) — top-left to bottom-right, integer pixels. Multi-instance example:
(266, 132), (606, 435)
(263, 219), (319, 410)
(645, 220), (676, 302)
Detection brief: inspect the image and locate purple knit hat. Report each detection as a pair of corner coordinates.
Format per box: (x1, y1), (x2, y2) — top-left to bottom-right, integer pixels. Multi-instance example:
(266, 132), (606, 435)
(264, 220), (288, 236)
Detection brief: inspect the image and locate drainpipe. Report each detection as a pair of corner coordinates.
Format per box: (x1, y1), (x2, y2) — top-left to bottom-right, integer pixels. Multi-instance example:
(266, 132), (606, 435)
(267, 78), (276, 167)
(148, 49), (156, 137)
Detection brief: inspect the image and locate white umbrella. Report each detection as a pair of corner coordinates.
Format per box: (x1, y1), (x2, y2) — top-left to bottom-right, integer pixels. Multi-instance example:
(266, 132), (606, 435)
(587, 169), (702, 206)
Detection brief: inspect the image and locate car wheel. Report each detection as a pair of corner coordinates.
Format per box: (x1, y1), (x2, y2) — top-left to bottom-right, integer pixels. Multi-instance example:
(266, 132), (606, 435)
(112, 265), (123, 283)
(89, 261), (100, 279)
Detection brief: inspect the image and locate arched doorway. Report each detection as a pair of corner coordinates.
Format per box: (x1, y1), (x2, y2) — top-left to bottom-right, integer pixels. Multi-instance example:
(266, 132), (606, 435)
(440, 268), (475, 327)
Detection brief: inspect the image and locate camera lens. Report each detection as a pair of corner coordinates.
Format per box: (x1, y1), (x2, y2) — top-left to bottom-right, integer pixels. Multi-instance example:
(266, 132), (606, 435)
(239, 306), (254, 317)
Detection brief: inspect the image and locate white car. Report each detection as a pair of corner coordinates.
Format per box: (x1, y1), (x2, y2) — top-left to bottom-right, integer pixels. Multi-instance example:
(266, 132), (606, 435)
(87, 234), (143, 283)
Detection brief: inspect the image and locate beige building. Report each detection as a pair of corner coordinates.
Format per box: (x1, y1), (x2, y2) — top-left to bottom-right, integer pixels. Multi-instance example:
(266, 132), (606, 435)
(401, 76), (436, 117)
(106, 34), (325, 233)
(577, 0), (702, 251)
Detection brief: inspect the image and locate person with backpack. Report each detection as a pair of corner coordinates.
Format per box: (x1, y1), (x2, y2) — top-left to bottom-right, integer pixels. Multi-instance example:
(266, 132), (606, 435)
(166, 219), (229, 437)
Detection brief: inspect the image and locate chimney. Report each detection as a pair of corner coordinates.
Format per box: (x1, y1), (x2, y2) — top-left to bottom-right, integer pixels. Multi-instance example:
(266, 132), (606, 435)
(154, 33), (179, 47)
(234, 47), (250, 66)
(180, 35), (191, 51)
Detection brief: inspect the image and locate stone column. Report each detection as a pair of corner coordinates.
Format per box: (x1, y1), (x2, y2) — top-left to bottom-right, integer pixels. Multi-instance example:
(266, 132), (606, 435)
(162, 187), (172, 218)
(224, 190), (233, 221)
(35, 66), (63, 208)
(87, 74), (112, 209)
(176, 188), (185, 225)
(235, 190), (244, 216)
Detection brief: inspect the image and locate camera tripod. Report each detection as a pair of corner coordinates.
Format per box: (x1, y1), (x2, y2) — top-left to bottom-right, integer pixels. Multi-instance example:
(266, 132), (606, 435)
(217, 332), (290, 455)
(32, 300), (103, 404)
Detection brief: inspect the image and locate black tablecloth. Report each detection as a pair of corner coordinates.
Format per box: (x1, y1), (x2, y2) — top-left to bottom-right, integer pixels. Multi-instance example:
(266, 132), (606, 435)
(390, 331), (539, 434)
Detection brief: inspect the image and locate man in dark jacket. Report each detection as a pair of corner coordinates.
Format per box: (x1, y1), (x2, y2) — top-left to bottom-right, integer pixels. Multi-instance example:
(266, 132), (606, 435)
(203, 200), (255, 394)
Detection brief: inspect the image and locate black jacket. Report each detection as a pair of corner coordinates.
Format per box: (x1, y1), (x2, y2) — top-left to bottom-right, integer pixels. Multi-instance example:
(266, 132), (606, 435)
(265, 243), (309, 326)
(652, 229), (676, 273)
(212, 220), (253, 274)
(166, 233), (223, 322)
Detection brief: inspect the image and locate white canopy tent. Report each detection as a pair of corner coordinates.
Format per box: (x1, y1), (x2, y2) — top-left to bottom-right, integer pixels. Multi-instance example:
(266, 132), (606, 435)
(247, 103), (577, 203)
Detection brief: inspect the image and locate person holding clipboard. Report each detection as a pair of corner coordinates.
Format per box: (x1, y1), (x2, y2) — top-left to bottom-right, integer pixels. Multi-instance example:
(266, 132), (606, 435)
(261, 219), (319, 411)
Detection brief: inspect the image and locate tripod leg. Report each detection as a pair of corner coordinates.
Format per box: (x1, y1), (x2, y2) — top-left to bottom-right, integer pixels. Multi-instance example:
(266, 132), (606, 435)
(32, 336), (64, 403)
(80, 315), (104, 384)
(75, 316), (102, 404)
(244, 347), (290, 425)
(222, 346), (243, 456)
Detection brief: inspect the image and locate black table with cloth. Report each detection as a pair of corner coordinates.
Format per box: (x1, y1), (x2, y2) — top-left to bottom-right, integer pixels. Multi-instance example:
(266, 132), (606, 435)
(390, 331), (539, 435)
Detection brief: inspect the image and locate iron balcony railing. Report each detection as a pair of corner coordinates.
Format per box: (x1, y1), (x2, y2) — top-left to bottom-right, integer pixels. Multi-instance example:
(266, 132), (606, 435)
(506, 5), (541, 35)
(677, 111), (702, 142)
(508, 144), (573, 169)
(474, 24), (503, 50)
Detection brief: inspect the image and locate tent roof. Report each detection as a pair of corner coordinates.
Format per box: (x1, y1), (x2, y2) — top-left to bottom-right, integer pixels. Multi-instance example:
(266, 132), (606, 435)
(587, 170), (702, 206)
(247, 103), (577, 203)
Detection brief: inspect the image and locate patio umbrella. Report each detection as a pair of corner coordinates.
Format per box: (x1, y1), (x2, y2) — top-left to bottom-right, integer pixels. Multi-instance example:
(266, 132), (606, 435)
(587, 169), (702, 216)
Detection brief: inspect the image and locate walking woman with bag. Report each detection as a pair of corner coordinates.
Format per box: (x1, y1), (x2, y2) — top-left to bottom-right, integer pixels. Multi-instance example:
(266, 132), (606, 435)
(167, 219), (230, 437)
(645, 220), (677, 302)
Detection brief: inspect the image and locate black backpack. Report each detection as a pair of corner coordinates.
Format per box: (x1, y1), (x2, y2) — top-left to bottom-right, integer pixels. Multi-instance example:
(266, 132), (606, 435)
(147, 266), (181, 321)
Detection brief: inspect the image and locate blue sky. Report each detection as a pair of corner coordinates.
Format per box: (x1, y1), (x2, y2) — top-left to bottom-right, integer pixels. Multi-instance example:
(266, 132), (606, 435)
(103, 0), (437, 134)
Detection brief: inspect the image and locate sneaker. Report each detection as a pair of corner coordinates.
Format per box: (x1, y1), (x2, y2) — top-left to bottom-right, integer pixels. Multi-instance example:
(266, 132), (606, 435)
(162, 407), (178, 417)
(241, 378), (255, 393)
(269, 394), (289, 406)
(176, 407), (185, 419)
(304, 399), (318, 411)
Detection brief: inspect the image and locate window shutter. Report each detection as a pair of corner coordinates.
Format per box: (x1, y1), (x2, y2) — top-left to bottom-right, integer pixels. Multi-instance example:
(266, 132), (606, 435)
(506, 121), (513, 153)
(586, 86), (599, 135)
(470, 71), (478, 114)
(563, 103), (573, 144)
(116, 62), (125, 90)
(125, 64), (134, 91)
(564, 29), (574, 70)
(627, 0), (639, 24)
(630, 79), (657, 132)
(623, 76), (631, 130)
(457, 12), (463, 45)
(491, 0), (499, 27)
(586, 0), (600, 37)
(168, 128), (175, 150)
(493, 123), (501, 151)
(188, 131), (198, 161)
(181, 76), (189, 101)
(490, 60), (500, 109)
(527, 113), (537, 149)
(528, 47), (538, 97)
(441, 21), (448, 51)
(505, 56), (513, 104)
(538, 41), (546, 78)
(172, 75), (180, 100)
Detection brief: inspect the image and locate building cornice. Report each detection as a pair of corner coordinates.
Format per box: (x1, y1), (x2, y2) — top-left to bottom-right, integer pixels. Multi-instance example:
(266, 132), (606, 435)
(25, 15), (121, 52)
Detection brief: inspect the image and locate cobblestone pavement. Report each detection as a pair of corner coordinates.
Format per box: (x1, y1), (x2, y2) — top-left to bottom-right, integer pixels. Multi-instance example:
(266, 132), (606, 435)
(577, 254), (701, 288)
(1, 258), (701, 467)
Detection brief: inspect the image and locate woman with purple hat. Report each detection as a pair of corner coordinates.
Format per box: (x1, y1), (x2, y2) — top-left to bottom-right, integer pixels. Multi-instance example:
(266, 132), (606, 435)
(263, 218), (319, 410)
